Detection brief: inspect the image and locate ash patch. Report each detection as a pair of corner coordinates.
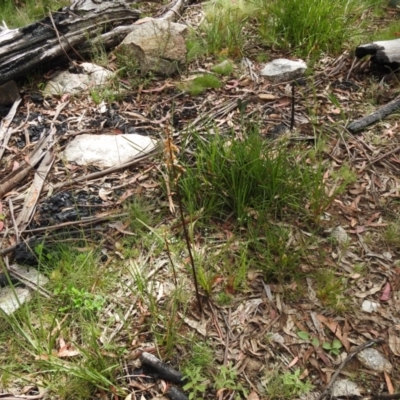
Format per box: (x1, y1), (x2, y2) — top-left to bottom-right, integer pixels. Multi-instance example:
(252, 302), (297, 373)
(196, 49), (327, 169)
(13, 111), (70, 148)
(31, 190), (103, 228)
(89, 106), (127, 130)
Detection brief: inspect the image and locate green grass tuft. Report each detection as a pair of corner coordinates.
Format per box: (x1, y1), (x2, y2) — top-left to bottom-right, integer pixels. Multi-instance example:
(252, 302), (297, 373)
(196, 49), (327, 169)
(256, 0), (359, 58)
(183, 74), (222, 96)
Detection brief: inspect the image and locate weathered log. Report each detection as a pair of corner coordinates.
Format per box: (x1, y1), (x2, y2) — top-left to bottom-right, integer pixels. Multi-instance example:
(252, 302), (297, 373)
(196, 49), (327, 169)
(355, 39), (400, 65)
(347, 96), (400, 133)
(0, 0), (141, 85)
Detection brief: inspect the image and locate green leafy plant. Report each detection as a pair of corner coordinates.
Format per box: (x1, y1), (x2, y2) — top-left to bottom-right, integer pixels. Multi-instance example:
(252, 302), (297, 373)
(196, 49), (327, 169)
(54, 285), (106, 313)
(183, 366), (208, 400)
(297, 331), (343, 356)
(264, 368), (314, 399)
(180, 130), (341, 223)
(314, 269), (349, 312)
(214, 362), (248, 398)
(114, 48), (155, 89)
(322, 339), (343, 356)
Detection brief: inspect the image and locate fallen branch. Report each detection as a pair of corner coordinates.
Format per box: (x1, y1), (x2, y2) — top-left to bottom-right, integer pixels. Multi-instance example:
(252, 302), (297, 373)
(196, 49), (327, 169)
(0, 126), (57, 198)
(347, 97), (400, 133)
(16, 150), (55, 233)
(0, 0), (140, 85)
(0, 98), (22, 161)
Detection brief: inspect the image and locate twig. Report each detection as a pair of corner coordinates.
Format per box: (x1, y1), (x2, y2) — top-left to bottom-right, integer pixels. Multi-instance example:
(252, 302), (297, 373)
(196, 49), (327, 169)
(360, 145), (400, 172)
(290, 82), (295, 131)
(8, 198), (19, 242)
(164, 234), (177, 286)
(3, 260), (52, 299)
(336, 394), (400, 400)
(0, 98), (22, 162)
(23, 212), (127, 233)
(317, 338), (385, 400)
(49, 151), (159, 191)
(0, 127), (57, 198)
(346, 56), (358, 81)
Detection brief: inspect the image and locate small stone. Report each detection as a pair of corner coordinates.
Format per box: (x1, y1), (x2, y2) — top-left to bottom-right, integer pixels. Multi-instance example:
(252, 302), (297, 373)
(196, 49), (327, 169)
(331, 226), (349, 246)
(270, 332), (285, 344)
(361, 300), (380, 313)
(332, 379), (361, 397)
(357, 348), (392, 373)
(44, 62), (113, 96)
(245, 358), (263, 374)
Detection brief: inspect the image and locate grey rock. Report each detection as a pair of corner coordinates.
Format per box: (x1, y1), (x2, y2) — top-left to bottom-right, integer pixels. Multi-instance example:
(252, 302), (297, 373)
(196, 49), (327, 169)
(332, 379), (361, 397)
(0, 264), (48, 315)
(44, 63), (113, 96)
(357, 348), (392, 372)
(63, 133), (158, 169)
(261, 58), (307, 83)
(117, 18), (187, 76)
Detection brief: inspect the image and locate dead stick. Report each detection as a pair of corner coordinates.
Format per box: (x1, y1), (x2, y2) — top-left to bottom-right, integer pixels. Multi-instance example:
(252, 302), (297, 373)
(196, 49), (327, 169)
(23, 212), (127, 234)
(348, 97), (400, 132)
(360, 145), (400, 172)
(49, 151), (159, 190)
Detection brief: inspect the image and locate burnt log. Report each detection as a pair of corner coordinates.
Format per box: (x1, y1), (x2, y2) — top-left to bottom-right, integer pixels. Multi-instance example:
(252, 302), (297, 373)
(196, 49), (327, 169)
(140, 352), (186, 385)
(0, 0), (141, 85)
(355, 39), (400, 66)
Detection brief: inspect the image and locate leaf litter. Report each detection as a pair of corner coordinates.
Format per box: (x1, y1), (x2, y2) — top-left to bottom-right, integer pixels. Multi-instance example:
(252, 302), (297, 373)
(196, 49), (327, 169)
(1, 6), (400, 400)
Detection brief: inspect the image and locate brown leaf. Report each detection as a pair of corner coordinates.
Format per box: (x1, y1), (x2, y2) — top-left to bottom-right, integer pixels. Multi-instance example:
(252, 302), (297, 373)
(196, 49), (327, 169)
(384, 370), (394, 394)
(226, 276), (236, 294)
(258, 93), (277, 101)
(388, 326), (400, 356)
(247, 392), (260, 400)
(0, 201), (3, 231)
(276, 96), (291, 107)
(57, 338), (80, 358)
(342, 318), (351, 352)
(316, 314), (350, 351)
(380, 282), (391, 301)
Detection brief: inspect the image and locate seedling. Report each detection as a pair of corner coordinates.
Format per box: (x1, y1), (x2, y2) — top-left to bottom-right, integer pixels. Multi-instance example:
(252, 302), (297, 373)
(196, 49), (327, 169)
(297, 331), (343, 356)
(54, 285), (106, 314)
(214, 362), (248, 398)
(183, 366), (208, 400)
(322, 339), (343, 356)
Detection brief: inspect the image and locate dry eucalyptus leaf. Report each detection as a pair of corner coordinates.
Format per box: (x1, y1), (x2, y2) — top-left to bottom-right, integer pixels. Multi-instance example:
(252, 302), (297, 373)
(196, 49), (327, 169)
(388, 326), (400, 356)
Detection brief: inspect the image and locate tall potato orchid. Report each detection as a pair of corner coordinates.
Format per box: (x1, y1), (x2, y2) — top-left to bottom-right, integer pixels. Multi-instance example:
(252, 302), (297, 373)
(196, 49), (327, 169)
(164, 126), (202, 313)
